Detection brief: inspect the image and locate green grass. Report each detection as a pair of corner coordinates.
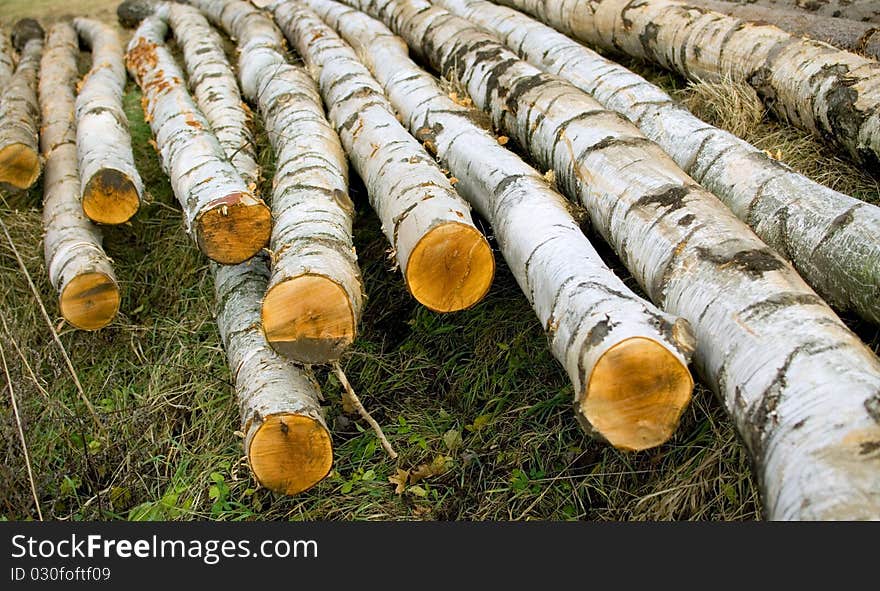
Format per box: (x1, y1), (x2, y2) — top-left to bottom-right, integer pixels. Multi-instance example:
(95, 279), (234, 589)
(1, 4), (877, 523)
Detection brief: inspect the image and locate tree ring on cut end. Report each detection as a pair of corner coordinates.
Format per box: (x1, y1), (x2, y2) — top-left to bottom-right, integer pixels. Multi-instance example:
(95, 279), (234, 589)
(405, 221), (495, 313)
(59, 271), (120, 330)
(582, 337), (693, 451)
(248, 413), (333, 495)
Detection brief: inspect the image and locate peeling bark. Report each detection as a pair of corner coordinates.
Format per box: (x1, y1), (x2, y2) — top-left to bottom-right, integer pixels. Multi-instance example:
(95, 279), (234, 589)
(125, 14), (271, 264)
(183, 0), (364, 364)
(342, 0), (880, 520)
(73, 18), (144, 225)
(306, 0), (695, 449)
(40, 23), (119, 331)
(494, 0), (880, 169)
(689, 0), (880, 59)
(213, 256), (333, 495)
(439, 0), (880, 326)
(0, 20), (42, 190)
(269, 1), (496, 313)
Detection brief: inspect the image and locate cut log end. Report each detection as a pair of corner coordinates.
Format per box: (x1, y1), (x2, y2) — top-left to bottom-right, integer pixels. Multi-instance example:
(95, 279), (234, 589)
(248, 413), (333, 495)
(582, 337), (693, 452)
(82, 169), (141, 225)
(59, 272), (120, 331)
(195, 193), (271, 265)
(261, 274), (356, 364)
(0, 143), (41, 190)
(405, 222), (495, 313)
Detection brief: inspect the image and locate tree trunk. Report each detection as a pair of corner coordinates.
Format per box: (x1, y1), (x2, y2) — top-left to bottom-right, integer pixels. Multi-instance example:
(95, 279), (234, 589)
(305, 0), (696, 450)
(164, 3), (260, 189)
(73, 18), (144, 225)
(184, 0), (364, 365)
(494, 0), (880, 170)
(39, 23), (119, 331)
(269, 1), (496, 313)
(730, 0), (880, 23)
(341, 0), (880, 520)
(438, 0), (880, 326)
(125, 15), (271, 264)
(0, 27), (14, 92)
(688, 0), (880, 59)
(213, 256), (333, 495)
(0, 20), (43, 190)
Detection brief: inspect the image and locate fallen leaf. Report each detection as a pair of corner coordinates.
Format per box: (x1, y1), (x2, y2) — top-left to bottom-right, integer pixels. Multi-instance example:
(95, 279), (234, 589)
(389, 467), (409, 495)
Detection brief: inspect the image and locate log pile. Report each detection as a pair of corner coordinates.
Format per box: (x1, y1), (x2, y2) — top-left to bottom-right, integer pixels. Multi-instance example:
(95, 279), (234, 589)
(1, 0), (879, 517)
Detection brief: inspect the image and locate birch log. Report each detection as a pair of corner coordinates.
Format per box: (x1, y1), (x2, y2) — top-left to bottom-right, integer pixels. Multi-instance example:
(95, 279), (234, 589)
(40, 23), (119, 330)
(73, 18), (144, 225)
(439, 0), (880, 325)
(213, 256), (333, 495)
(125, 15), (271, 264)
(269, 1), (496, 313)
(164, 3), (260, 189)
(306, 0), (696, 449)
(0, 20), (43, 190)
(183, 0), (364, 364)
(493, 0), (880, 169)
(342, 0), (880, 520)
(730, 0), (880, 23)
(0, 27), (14, 92)
(688, 0), (880, 59)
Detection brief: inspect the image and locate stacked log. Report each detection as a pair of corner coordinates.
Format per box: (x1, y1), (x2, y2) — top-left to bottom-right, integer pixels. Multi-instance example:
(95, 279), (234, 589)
(39, 22), (120, 330)
(296, 0), (697, 450)
(0, 20), (43, 190)
(336, 0), (880, 520)
(213, 257), (333, 495)
(183, 0), (364, 364)
(268, 1), (496, 314)
(437, 0), (880, 326)
(493, 0), (880, 170)
(124, 13), (271, 264)
(73, 18), (144, 224)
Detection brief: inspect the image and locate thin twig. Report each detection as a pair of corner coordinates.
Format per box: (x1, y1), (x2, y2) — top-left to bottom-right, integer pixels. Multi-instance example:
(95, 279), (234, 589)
(0, 338), (43, 520)
(0, 217), (104, 432)
(332, 362), (398, 460)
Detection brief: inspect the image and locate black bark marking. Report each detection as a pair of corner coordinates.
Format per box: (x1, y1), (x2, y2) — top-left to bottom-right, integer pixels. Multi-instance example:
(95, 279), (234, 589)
(696, 247), (786, 278)
(678, 213), (695, 226)
(859, 441), (880, 455)
(866, 392), (880, 425)
(586, 317), (617, 348)
(739, 292), (825, 321)
(810, 203), (862, 256)
(502, 72), (550, 116)
(635, 184), (691, 212)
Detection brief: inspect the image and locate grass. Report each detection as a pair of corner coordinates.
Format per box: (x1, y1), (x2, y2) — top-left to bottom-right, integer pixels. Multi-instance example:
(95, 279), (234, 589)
(0, 1), (876, 522)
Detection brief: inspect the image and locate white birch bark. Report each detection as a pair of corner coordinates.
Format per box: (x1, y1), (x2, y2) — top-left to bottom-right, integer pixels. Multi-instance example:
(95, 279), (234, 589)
(493, 0), (880, 169)
(73, 18), (144, 225)
(183, 0), (364, 364)
(269, 0), (496, 314)
(305, 0), (696, 449)
(0, 27), (14, 92)
(125, 14), (271, 264)
(341, 0), (880, 520)
(213, 256), (333, 495)
(40, 22), (119, 331)
(0, 21), (42, 190)
(164, 3), (260, 189)
(438, 0), (880, 326)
